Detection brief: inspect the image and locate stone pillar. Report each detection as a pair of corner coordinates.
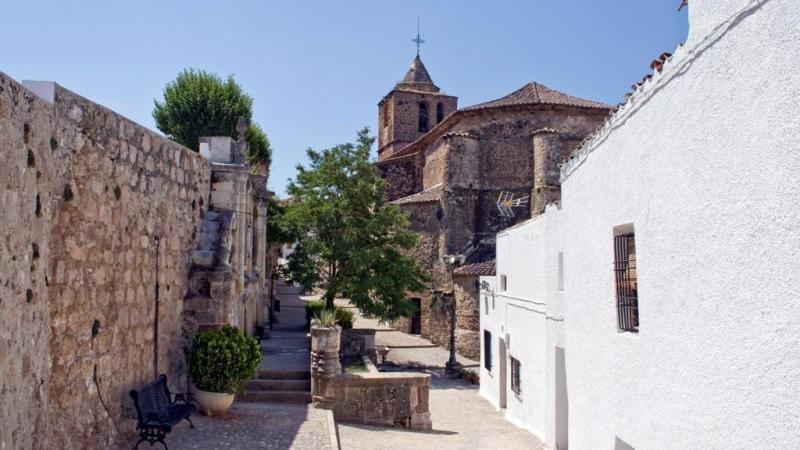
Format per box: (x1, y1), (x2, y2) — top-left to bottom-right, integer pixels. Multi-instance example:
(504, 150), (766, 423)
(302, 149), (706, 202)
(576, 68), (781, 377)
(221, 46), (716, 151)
(532, 128), (561, 215)
(185, 136), (251, 335)
(440, 132), (480, 256)
(311, 325), (342, 409)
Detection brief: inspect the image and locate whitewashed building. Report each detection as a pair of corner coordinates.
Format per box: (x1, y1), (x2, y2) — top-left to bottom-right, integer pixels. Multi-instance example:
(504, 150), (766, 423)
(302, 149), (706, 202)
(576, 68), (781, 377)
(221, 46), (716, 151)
(479, 0), (800, 448)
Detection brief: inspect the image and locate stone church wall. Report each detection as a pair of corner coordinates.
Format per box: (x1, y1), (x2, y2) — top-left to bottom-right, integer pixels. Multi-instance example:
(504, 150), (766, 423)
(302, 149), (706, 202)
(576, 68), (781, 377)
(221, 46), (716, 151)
(0, 73), (211, 449)
(377, 153), (421, 201)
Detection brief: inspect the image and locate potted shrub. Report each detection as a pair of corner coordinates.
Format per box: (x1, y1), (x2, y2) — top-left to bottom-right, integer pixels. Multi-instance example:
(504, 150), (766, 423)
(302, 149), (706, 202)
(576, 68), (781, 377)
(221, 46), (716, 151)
(305, 300), (354, 329)
(186, 325), (262, 415)
(462, 368), (480, 385)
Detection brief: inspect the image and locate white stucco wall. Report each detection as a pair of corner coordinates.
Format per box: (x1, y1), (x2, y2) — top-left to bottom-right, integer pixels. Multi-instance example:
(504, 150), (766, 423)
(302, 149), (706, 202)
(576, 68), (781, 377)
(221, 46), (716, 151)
(480, 216), (549, 438)
(561, 0), (800, 448)
(482, 0), (800, 448)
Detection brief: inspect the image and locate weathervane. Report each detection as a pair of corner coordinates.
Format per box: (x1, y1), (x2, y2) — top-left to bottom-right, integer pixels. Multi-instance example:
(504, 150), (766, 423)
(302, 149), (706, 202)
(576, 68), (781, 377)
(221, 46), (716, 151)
(412, 18), (425, 55)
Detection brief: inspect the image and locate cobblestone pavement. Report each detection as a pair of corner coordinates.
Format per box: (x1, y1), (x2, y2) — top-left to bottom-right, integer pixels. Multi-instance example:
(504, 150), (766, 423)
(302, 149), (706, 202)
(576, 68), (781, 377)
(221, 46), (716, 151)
(336, 304), (544, 450)
(166, 402), (333, 450)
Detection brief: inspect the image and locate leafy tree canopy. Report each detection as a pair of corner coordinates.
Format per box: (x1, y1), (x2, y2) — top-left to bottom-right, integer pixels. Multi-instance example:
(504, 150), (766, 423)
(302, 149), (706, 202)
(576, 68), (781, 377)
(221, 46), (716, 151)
(153, 68), (271, 172)
(281, 128), (429, 321)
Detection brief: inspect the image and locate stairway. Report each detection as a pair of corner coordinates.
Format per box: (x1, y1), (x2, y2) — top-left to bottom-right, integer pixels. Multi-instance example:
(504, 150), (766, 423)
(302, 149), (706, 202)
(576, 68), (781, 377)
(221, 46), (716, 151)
(241, 369), (311, 403)
(239, 280), (312, 404)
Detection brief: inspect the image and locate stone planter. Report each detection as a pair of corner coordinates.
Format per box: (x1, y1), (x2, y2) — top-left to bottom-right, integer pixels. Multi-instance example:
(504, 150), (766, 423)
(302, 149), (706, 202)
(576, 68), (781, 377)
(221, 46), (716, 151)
(193, 388), (235, 416)
(310, 325), (342, 408)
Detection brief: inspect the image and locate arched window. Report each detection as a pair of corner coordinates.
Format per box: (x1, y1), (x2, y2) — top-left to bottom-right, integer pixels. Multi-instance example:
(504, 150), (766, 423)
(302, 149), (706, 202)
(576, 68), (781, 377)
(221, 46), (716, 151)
(436, 103), (444, 123)
(418, 102), (429, 132)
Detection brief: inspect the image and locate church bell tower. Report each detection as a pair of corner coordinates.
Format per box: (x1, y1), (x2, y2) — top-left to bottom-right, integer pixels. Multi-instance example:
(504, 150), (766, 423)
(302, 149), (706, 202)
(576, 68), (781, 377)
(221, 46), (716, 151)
(377, 32), (457, 161)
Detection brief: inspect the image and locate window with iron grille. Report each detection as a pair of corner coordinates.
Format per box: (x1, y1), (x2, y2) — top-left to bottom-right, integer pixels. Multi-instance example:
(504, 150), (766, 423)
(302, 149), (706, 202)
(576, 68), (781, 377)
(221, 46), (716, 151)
(614, 232), (639, 332)
(483, 330), (492, 372)
(510, 356), (521, 395)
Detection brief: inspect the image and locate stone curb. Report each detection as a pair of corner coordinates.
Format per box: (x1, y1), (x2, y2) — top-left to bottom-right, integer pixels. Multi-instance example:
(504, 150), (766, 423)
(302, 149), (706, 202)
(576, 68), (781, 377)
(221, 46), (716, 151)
(325, 408), (340, 450)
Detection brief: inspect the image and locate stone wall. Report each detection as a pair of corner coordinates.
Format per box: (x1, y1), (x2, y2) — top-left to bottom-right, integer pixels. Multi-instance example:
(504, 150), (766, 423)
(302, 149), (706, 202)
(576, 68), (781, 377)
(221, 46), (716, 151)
(377, 152), (421, 201)
(0, 73), (211, 449)
(389, 105), (609, 359)
(0, 73), (55, 450)
(183, 139), (270, 338)
(418, 278), (480, 360)
(311, 325), (431, 430)
(339, 328), (375, 364)
(378, 89), (456, 160)
(329, 372), (432, 430)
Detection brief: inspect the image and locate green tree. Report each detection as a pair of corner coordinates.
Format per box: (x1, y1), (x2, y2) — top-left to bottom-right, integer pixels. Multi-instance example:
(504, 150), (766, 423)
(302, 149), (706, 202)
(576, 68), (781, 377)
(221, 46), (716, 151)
(246, 123), (272, 174)
(282, 128), (428, 321)
(153, 68), (271, 172)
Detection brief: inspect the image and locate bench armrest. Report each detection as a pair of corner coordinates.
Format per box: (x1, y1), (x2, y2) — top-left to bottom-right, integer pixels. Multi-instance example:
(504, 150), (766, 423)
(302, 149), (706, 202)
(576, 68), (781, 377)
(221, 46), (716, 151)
(173, 393), (190, 404)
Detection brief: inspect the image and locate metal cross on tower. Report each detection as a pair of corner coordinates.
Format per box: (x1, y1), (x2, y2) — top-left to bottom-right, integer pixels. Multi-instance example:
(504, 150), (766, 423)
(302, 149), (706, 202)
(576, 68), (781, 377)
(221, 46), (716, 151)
(412, 18), (425, 55)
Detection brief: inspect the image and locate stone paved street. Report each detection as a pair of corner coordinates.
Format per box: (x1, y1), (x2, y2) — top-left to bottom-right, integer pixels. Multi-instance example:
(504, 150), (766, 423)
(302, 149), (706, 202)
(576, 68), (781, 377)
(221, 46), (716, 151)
(336, 304), (544, 450)
(166, 402), (333, 450)
(346, 307), (480, 369)
(337, 374), (543, 450)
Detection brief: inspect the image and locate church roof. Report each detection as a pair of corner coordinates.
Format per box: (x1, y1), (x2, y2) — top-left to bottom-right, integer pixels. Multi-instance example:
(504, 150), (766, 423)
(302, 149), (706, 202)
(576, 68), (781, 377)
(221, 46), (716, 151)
(453, 243), (496, 277)
(463, 82), (611, 111)
(382, 81), (611, 162)
(391, 183), (442, 206)
(396, 55), (440, 93)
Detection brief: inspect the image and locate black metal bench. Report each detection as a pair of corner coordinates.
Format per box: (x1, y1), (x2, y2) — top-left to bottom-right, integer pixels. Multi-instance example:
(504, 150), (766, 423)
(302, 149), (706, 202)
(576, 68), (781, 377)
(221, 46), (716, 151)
(129, 374), (195, 449)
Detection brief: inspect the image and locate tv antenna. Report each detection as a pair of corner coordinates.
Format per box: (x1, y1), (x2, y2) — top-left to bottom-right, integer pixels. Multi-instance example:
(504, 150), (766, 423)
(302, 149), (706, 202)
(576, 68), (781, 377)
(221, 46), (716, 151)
(496, 191), (530, 218)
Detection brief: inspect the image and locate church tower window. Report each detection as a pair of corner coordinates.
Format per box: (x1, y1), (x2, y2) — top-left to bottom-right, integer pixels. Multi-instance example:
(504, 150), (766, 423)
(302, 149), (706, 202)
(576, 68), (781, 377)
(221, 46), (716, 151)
(436, 102), (444, 123)
(418, 102), (429, 132)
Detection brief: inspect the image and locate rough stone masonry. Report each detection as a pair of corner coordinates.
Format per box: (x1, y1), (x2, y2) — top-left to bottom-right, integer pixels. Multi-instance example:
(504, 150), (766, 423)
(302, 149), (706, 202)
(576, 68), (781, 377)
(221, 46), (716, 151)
(377, 56), (611, 359)
(0, 72), (271, 450)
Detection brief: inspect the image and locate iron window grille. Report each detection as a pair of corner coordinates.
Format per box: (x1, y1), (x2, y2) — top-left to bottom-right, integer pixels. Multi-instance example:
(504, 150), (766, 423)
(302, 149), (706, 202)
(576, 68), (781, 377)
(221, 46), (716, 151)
(614, 232), (639, 332)
(510, 356), (521, 395)
(483, 330), (492, 371)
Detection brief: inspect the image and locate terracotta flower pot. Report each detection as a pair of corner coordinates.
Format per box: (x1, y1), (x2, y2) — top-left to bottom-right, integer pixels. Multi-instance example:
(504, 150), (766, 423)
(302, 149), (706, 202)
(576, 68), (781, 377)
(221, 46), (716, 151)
(193, 388), (235, 416)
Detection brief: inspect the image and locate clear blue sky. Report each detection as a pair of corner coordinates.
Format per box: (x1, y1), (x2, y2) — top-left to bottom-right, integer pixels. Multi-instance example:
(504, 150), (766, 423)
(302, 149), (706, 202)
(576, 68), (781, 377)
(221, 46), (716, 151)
(1, 1), (687, 197)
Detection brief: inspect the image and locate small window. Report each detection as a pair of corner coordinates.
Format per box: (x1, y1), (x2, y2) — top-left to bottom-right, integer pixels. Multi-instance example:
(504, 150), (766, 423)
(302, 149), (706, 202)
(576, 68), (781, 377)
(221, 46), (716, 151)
(557, 251), (564, 292)
(484, 295), (489, 315)
(483, 330), (492, 371)
(614, 231), (639, 332)
(418, 102), (429, 132)
(436, 102), (444, 123)
(500, 274), (507, 292)
(510, 356), (521, 395)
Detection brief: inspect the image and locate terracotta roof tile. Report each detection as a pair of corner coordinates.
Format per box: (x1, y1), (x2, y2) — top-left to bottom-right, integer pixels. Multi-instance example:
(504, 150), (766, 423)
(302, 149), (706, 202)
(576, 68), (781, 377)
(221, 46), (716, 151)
(454, 243), (496, 277)
(391, 183), (442, 206)
(463, 82), (611, 111)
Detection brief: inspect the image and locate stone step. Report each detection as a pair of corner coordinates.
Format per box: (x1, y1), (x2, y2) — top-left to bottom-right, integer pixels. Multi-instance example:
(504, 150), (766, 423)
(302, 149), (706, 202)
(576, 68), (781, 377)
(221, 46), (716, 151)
(238, 390), (311, 404)
(245, 379), (311, 391)
(258, 369), (311, 380)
